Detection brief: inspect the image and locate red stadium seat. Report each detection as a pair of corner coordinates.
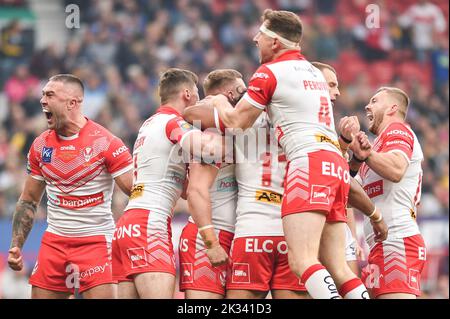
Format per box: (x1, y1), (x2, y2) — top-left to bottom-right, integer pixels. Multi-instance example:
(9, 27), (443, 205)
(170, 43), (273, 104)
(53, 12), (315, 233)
(368, 61), (396, 87)
(336, 54), (367, 84)
(397, 62), (432, 92)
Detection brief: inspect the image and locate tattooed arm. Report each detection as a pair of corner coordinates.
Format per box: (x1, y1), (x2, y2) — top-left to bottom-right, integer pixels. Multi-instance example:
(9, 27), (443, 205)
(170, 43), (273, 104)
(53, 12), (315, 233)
(8, 175), (45, 271)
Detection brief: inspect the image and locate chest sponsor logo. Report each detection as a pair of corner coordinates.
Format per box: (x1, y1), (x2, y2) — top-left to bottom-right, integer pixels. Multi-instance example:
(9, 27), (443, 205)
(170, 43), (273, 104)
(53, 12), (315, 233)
(255, 189), (282, 205)
(58, 145), (77, 161)
(217, 176), (237, 192)
(310, 185), (330, 205)
(48, 192), (104, 209)
(42, 147), (53, 163)
(386, 129), (413, 140)
(82, 147), (93, 162)
(231, 263), (250, 284)
(363, 180), (383, 198)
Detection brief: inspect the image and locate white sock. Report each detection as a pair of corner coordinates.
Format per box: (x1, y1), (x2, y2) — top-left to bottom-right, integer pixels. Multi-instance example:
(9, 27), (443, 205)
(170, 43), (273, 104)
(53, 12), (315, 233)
(301, 264), (341, 299)
(339, 278), (370, 299)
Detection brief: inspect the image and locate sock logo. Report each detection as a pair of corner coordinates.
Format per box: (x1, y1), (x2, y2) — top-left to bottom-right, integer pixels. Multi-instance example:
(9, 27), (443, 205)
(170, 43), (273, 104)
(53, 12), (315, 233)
(324, 275), (340, 298)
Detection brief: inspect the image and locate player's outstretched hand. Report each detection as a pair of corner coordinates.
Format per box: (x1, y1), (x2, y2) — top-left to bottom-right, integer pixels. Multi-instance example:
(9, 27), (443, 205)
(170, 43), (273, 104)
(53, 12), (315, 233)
(371, 218), (388, 242)
(206, 243), (229, 267)
(8, 247), (24, 271)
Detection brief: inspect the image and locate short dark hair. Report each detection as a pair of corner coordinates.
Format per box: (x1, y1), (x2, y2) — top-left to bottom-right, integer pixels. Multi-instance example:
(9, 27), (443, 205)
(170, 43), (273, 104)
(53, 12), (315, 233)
(49, 74), (84, 93)
(262, 9), (303, 44)
(203, 69), (243, 95)
(311, 62), (337, 75)
(158, 68), (198, 104)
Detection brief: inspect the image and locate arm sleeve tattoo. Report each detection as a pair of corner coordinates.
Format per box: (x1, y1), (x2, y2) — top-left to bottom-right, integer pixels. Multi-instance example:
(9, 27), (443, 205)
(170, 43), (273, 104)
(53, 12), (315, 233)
(10, 200), (38, 249)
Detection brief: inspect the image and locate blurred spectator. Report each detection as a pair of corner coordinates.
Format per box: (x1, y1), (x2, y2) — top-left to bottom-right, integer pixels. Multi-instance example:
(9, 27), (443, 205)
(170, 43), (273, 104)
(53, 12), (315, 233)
(0, 20), (28, 85)
(398, 0), (447, 62)
(3, 64), (39, 105)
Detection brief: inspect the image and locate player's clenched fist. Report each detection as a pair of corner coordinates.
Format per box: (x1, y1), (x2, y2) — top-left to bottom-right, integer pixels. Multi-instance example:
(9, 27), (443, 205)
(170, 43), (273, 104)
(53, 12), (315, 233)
(8, 247), (24, 271)
(206, 243), (229, 267)
(339, 116), (360, 142)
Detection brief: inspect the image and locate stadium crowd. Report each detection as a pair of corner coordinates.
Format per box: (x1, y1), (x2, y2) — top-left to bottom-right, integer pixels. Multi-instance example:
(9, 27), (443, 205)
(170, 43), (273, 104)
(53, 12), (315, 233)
(0, 0), (448, 298)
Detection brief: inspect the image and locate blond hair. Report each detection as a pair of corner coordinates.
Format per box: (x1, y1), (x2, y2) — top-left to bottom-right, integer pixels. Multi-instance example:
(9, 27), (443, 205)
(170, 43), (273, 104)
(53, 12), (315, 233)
(203, 69), (243, 95)
(376, 87), (410, 118)
(311, 62), (336, 75)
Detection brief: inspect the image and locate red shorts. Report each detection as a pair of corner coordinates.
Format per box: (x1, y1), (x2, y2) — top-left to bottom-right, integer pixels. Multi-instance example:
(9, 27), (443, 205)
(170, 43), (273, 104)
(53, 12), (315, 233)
(29, 231), (113, 294)
(112, 209), (175, 282)
(227, 236), (306, 292)
(282, 150), (350, 222)
(178, 222), (233, 295)
(361, 234), (427, 298)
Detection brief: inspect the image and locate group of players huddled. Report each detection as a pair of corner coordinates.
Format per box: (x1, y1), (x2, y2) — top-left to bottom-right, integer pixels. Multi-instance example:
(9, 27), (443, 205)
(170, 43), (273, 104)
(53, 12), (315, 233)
(8, 9), (426, 299)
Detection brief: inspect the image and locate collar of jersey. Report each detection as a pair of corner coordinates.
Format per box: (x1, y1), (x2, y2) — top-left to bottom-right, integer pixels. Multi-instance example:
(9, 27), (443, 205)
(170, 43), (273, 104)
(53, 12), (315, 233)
(157, 105), (182, 117)
(265, 50), (305, 65)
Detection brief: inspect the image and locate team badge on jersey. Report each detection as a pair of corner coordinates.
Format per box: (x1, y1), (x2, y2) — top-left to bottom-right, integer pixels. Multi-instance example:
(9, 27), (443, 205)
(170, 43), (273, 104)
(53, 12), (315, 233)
(83, 147), (93, 162)
(42, 147), (53, 163)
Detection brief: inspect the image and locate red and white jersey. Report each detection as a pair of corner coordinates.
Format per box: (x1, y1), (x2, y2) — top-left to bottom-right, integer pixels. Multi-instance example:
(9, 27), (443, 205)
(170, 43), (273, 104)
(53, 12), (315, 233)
(187, 163), (237, 233)
(357, 122), (423, 249)
(27, 119), (133, 237)
(125, 106), (196, 217)
(234, 113), (286, 238)
(243, 50), (341, 162)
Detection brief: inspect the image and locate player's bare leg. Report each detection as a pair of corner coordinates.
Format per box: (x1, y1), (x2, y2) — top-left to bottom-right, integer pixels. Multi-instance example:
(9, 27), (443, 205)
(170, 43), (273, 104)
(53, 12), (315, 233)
(82, 283), (117, 299)
(118, 281), (139, 299)
(185, 290), (224, 299)
(319, 222), (368, 299)
(134, 272), (175, 298)
(283, 212), (341, 298)
(271, 290), (310, 299)
(377, 293), (416, 299)
(347, 260), (360, 277)
(226, 290), (267, 299)
(31, 286), (72, 299)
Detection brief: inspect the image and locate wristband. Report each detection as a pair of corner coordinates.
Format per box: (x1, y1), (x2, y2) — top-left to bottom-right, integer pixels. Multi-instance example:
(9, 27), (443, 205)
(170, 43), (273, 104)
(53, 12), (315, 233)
(352, 153), (367, 163)
(367, 207), (377, 219)
(198, 224), (214, 232)
(372, 214), (383, 223)
(339, 134), (352, 144)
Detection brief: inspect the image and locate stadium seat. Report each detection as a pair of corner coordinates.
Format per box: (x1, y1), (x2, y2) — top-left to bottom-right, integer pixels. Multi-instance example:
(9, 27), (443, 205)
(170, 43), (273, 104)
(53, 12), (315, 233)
(368, 61), (396, 87)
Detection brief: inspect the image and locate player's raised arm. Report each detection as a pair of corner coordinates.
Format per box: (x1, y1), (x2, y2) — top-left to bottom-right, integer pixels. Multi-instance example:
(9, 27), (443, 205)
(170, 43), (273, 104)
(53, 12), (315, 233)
(9, 176), (45, 271)
(183, 96), (216, 130)
(211, 92), (263, 131)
